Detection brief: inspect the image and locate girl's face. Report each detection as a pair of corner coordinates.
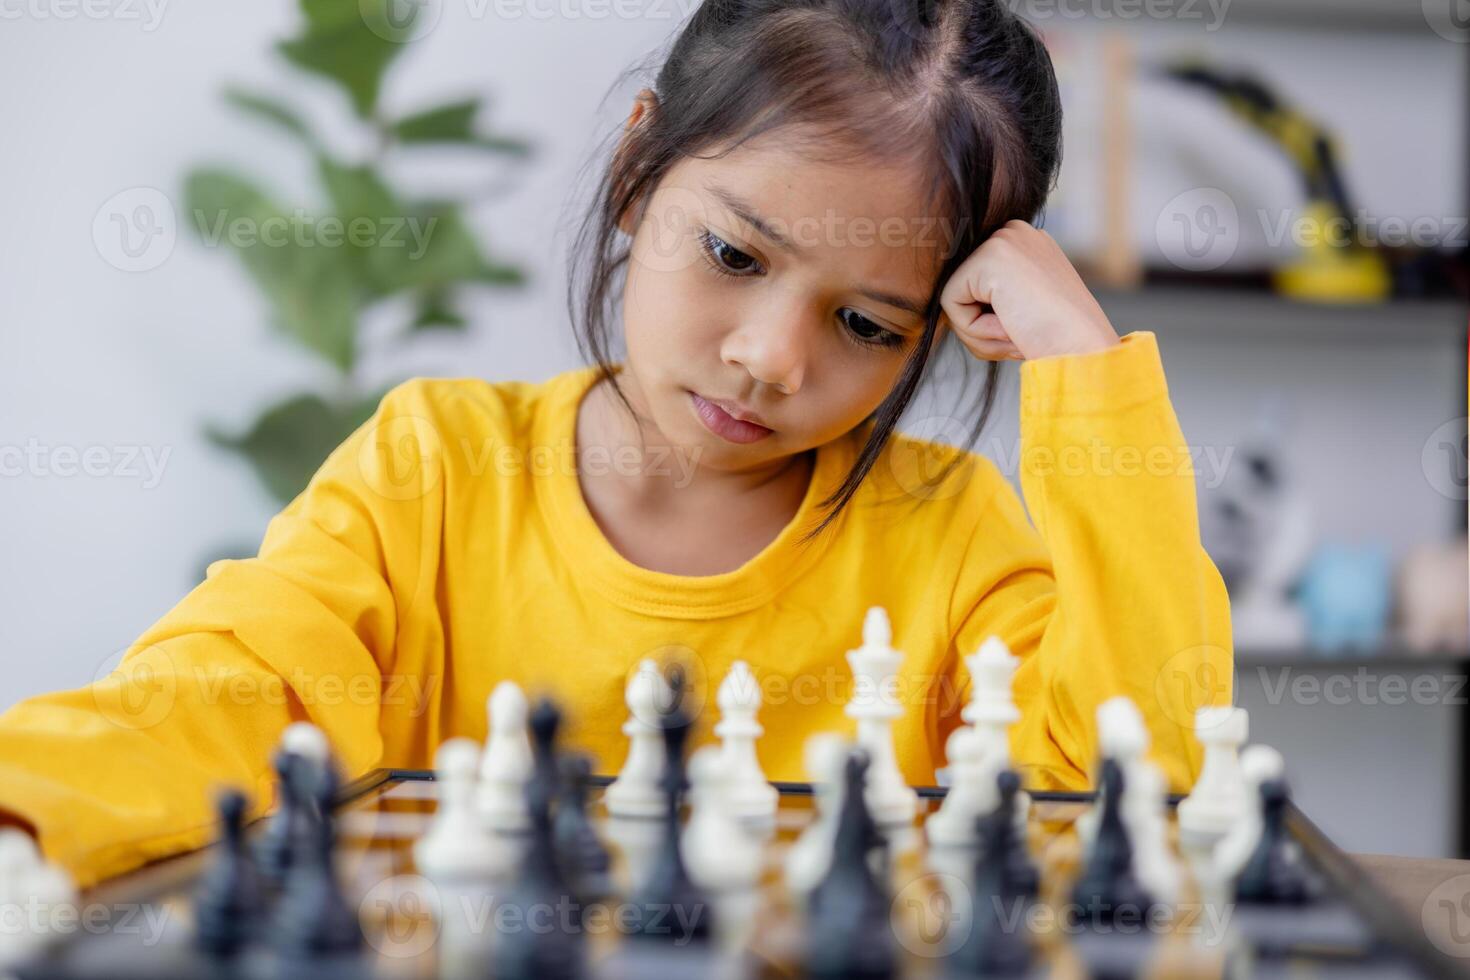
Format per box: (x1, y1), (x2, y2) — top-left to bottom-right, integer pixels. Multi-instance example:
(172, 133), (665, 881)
(614, 125), (946, 475)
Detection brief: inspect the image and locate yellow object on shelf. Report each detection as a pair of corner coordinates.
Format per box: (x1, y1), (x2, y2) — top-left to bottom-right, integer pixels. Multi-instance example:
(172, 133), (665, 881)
(1273, 199), (1392, 304)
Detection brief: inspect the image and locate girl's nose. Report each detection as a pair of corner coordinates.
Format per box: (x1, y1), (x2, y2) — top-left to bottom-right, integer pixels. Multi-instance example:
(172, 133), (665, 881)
(720, 305), (811, 396)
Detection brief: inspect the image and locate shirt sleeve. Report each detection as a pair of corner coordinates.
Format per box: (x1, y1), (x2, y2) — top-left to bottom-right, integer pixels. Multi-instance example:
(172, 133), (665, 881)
(947, 330), (1234, 794)
(0, 381), (443, 886)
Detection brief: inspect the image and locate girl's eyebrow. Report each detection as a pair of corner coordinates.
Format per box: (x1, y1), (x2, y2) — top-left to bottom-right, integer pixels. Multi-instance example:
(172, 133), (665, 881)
(702, 181), (928, 319)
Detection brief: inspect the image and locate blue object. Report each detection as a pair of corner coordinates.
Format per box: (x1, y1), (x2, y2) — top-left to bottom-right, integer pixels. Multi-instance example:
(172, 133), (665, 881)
(1296, 543), (1392, 655)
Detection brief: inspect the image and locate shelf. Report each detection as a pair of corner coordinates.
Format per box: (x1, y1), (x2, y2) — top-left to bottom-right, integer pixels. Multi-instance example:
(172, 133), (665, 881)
(1090, 285), (1468, 344)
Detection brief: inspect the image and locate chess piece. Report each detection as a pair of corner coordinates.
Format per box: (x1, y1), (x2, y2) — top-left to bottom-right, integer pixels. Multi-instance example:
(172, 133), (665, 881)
(478, 681), (533, 831)
(956, 770), (1034, 975)
(684, 745), (764, 893)
(785, 733), (851, 894)
(1235, 776), (1318, 905)
(1214, 744), (1285, 882)
(804, 750), (896, 980)
(0, 827), (76, 967)
(1178, 706), (1250, 852)
(928, 636), (1022, 846)
(554, 753), (613, 903)
(493, 699), (587, 980)
(193, 788), (263, 956)
(272, 751), (363, 956)
(845, 607), (919, 827)
(256, 722), (330, 880)
(606, 659), (673, 819)
(415, 738), (513, 883)
(1070, 759), (1156, 926)
(714, 661), (778, 821)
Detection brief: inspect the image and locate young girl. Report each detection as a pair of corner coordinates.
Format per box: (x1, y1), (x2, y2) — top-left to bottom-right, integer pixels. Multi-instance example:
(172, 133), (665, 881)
(0, 0), (1231, 886)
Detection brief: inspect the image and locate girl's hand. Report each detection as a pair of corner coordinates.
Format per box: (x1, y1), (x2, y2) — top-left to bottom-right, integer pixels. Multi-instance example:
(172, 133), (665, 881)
(939, 219), (1120, 361)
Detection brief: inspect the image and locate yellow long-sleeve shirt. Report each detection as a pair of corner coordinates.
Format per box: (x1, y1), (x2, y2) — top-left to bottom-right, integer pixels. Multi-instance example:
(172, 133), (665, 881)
(0, 329), (1231, 886)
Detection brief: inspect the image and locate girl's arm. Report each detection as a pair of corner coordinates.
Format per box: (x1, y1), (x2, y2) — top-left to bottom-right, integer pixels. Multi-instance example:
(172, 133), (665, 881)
(0, 382), (444, 886)
(938, 221), (1234, 793)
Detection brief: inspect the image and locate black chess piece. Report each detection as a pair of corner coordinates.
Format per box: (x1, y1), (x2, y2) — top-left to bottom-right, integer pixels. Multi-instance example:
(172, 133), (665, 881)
(804, 750), (896, 980)
(193, 787), (263, 957)
(272, 754), (364, 959)
(1236, 777), (1318, 905)
(555, 753), (613, 903)
(493, 698), (587, 980)
(955, 770), (1035, 977)
(1069, 758), (1156, 927)
(255, 747), (301, 881)
(628, 689), (713, 945)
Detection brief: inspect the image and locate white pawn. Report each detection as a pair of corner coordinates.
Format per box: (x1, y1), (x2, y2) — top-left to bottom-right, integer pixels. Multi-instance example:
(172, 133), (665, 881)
(845, 607), (919, 827)
(1213, 744), (1286, 881)
(1077, 696), (1151, 846)
(416, 739), (513, 882)
(605, 659), (672, 819)
(684, 746), (764, 892)
(281, 720), (330, 764)
(715, 661), (777, 821)
(1178, 706), (1250, 853)
(928, 636), (1023, 846)
(477, 681), (532, 831)
(0, 828), (75, 967)
(784, 733), (851, 894)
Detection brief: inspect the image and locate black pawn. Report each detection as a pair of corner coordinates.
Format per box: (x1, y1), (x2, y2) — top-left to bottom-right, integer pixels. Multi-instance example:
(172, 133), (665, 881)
(193, 788), (262, 956)
(272, 756), (363, 957)
(1236, 777), (1318, 905)
(957, 770), (1034, 976)
(805, 751), (896, 980)
(255, 747), (300, 881)
(555, 753), (613, 903)
(1069, 759), (1156, 927)
(493, 698), (586, 980)
(629, 693), (712, 944)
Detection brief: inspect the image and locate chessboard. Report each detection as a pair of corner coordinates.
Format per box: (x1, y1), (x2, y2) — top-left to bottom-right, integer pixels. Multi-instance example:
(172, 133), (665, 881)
(3, 766), (1456, 979)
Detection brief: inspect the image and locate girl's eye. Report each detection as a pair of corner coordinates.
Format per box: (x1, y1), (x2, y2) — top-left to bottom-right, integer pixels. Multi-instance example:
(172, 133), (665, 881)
(696, 229), (762, 277)
(840, 309), (906, 350)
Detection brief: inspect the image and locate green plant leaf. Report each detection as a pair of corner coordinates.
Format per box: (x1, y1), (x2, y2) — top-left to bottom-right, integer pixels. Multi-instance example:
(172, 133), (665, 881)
(184, 168), (358, 370)
(390, 98), (481, 143)
(409, 293), (468, 332)
(276, 2), (408, 120)
(206, 389), (389, 504)
(222, 87), (318, 148)
(315, 155), (413, 299)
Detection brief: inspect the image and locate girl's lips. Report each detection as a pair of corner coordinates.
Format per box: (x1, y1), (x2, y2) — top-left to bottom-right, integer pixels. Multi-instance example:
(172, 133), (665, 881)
(688, 391), (774, 444)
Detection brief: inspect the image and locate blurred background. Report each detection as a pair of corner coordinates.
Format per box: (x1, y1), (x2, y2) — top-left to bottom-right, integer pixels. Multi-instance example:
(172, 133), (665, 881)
(1, 0), (1467, 858)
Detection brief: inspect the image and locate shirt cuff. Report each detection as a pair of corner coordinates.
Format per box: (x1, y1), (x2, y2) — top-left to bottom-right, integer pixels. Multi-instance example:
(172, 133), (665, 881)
(1019, 330), (1169, 418)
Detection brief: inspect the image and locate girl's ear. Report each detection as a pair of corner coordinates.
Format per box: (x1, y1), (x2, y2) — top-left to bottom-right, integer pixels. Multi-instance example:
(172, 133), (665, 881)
(613, 89), (660, 238)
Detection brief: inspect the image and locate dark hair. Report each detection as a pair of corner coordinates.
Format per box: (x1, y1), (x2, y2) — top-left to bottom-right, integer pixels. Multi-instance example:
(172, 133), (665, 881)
(564, 0), (1063, 541)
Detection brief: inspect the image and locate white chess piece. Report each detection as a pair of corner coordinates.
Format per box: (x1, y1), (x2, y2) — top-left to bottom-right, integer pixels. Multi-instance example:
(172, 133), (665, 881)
(784, 733), (851, 894)
(416, 739), (513, 882)
(1178, 705), (1250, 852)
(1213, 744), (1286, 881)
(715, 661), (777, 821)
(927, 636), (1024, 846)
(684, 746), (764, 892)
(1077, 696), (1151, 847)
(0, 827), (76, 968)
(845, 607), (919, 827)
(605, 659), (672, 818)
(477, 681), (533, 831)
